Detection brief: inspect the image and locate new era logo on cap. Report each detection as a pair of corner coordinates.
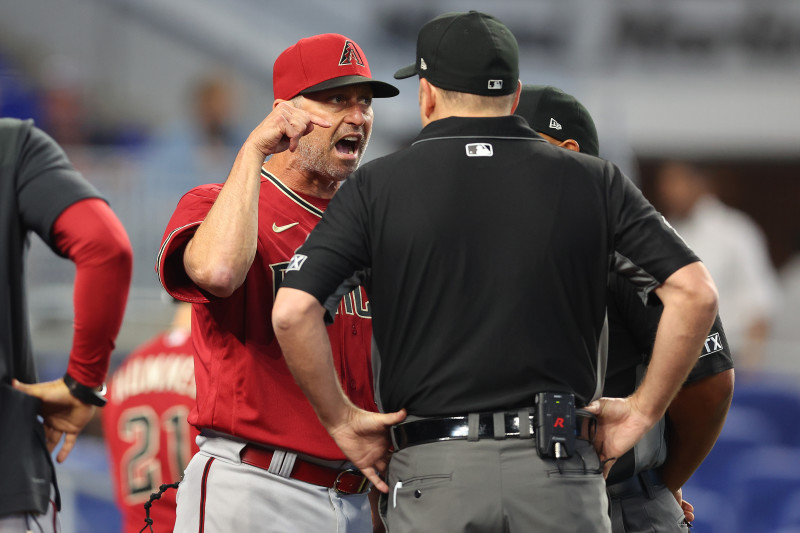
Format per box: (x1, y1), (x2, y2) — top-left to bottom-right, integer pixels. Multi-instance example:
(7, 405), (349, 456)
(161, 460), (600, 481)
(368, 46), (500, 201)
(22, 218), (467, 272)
(549, 118), (562, 130)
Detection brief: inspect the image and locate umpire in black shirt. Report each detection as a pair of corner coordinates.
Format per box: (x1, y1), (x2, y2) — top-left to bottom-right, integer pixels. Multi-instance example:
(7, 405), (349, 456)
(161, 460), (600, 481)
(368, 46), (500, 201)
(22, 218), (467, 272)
(273, 10), (719, 532)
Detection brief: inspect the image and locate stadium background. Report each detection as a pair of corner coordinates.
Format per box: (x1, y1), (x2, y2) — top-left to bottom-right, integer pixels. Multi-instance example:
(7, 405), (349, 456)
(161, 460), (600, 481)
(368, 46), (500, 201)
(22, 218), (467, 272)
(2, 1), (800, 531)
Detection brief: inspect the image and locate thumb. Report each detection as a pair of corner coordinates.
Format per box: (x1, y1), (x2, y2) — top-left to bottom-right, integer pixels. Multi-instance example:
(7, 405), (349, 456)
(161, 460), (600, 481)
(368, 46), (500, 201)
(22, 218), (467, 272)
(584, 400), (603, 415)
(383, 408), (407, 426)
(12, 379), (31, 393)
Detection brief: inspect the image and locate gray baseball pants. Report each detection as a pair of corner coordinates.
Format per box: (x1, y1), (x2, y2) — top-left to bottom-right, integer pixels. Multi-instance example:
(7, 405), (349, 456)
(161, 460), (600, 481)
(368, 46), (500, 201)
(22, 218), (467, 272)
(379, 437), (610, 532)
(173, 433), (372, 533)
(608, 472), (689, 533)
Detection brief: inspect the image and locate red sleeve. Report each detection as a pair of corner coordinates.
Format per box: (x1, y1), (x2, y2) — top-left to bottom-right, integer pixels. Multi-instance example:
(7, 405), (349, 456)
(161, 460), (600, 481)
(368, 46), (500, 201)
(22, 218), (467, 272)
(156, 186), (221, 303)
(52, 198), (133, 387)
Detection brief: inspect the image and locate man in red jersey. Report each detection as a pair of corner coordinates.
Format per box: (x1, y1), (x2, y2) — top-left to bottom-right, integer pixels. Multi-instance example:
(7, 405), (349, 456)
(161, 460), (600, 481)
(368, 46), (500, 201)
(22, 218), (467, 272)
(103, 301), (198, 533)
(1, 118), (132, 532)
(156, 33), (398, 532)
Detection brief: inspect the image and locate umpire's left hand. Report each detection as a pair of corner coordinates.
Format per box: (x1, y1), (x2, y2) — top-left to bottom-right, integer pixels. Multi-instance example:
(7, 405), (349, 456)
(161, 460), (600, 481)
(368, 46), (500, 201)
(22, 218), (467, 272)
(12, 378), (95, 463)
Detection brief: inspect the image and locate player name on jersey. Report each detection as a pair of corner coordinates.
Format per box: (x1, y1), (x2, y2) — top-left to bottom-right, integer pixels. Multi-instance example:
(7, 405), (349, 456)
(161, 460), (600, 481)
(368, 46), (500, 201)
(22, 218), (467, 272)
(110, 353), (195, 403)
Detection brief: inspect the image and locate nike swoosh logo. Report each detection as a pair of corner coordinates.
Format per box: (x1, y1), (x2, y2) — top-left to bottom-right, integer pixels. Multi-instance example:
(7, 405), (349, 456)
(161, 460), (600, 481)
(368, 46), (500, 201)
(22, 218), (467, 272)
(272, 222), (300, 233)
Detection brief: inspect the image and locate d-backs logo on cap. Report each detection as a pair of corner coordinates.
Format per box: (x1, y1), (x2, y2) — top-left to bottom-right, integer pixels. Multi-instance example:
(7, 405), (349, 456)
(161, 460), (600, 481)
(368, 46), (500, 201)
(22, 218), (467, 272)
(339, 41), (365, 67)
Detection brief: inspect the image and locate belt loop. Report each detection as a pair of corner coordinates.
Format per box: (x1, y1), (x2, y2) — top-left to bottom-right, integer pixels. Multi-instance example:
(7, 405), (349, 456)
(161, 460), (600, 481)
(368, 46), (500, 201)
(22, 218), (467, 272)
(468, 413), (480, 441)
(390, 425), (400, 451)
(518, 409), (532, 439)
(493, 412), (505, 440)
(640, 470), (656, 499)
(269, 450), (296, 477)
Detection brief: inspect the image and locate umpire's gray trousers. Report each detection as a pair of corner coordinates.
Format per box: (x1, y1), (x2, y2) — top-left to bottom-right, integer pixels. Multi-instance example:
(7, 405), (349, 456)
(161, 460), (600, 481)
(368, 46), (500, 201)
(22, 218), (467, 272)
(379, 437), (610, 532)
(608, 473), (689, 533)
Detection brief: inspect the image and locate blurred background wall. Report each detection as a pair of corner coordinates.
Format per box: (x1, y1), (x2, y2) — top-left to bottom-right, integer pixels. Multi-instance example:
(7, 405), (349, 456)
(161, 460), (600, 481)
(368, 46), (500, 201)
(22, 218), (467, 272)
(2, 1), (800, 531)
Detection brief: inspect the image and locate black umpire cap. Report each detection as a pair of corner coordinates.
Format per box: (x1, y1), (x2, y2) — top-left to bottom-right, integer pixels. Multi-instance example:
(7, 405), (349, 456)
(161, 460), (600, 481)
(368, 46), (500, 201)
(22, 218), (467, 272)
(515, 85), (600, 157)
(394, 11), (519, 97)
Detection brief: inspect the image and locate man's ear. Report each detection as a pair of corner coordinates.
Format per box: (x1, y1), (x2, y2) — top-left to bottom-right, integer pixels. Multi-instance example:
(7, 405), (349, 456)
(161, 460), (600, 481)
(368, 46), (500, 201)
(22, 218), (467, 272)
(559, 139), (581, 153)
(509, 80), (522, 114)
(419, 78), (436, 120)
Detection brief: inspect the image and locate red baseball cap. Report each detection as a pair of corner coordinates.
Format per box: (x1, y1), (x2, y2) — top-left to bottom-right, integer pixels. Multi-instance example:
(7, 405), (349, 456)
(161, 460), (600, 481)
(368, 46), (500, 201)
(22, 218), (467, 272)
(273, 33), (399, 101)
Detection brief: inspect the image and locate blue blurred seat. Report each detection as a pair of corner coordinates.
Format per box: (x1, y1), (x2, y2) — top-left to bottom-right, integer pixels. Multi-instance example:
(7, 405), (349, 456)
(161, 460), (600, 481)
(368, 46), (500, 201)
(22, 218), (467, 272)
(730, 380), (800, 447)
(777, 489), (800, 529)
(728, 446), (800, 533)
(686, 405), (778, 494)
(55, 436), (121, 533)
(679, 486), (736, 533)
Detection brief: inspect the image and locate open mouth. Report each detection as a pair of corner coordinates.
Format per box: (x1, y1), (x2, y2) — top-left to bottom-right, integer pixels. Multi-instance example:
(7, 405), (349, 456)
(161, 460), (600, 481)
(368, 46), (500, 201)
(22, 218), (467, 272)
(335, 136), (361, 156)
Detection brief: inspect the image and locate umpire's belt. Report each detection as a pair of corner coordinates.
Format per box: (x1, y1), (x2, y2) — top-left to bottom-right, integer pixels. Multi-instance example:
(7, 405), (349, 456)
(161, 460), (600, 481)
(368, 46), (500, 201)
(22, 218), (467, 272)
(606, 468), (664, 500)
(391, 410), (593, 450)
(240, 445), (369, 494)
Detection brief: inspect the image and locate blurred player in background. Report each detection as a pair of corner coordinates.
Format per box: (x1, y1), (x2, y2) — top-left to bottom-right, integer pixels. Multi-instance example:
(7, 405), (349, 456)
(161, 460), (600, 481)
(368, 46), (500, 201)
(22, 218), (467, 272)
(655, 160), (780, 372)
(102, 300), (198, 533)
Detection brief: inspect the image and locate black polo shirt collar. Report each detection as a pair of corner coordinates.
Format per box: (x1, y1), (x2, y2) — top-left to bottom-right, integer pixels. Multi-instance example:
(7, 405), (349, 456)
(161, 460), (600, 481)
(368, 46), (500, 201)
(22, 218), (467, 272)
(412, 114), (546, 145)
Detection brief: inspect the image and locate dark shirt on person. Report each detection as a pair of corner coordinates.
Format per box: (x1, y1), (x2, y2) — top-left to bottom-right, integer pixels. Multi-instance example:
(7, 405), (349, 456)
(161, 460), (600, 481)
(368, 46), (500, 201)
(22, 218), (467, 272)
(281, 114), (698, 417)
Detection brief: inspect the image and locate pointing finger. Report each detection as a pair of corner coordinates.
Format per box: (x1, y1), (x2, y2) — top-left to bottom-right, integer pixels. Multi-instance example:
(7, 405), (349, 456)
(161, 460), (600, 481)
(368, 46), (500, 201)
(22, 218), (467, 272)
(306, 112), (331, 129)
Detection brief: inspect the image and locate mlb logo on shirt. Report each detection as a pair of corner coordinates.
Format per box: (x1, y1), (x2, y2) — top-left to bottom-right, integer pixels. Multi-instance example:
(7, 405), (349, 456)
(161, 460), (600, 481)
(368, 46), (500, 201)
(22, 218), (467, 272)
(286, 254), (307, 272)
(488, 79), (503, 90)
(466, 143), (493, 157)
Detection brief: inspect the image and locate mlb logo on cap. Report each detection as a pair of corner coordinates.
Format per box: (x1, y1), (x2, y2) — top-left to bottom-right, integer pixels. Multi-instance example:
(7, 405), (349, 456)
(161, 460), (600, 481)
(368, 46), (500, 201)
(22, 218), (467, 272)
(488, 80), (503, 90)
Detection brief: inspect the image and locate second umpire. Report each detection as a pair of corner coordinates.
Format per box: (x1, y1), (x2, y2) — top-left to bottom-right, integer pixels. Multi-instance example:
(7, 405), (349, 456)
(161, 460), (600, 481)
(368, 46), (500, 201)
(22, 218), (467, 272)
(516, 85), (735, 531)
(273, 10), (719, 532)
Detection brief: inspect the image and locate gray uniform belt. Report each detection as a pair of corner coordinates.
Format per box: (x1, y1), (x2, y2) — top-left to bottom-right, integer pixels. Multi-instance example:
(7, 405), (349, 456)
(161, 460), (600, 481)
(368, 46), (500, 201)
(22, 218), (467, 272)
(606, 468), (664, 500)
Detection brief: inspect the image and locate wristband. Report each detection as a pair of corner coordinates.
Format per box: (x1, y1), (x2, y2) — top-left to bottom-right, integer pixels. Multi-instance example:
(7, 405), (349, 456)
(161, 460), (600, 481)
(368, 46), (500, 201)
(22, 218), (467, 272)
(63, 372), (107, 407)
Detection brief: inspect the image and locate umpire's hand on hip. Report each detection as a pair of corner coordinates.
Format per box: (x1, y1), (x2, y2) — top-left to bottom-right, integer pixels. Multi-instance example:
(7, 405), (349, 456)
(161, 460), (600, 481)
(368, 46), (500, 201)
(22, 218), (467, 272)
(585, 396), (658, 478)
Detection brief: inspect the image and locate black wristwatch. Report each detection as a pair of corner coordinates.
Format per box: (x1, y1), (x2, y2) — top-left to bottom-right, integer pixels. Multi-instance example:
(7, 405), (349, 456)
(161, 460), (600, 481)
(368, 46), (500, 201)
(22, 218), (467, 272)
(63, 372), (107, 407)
